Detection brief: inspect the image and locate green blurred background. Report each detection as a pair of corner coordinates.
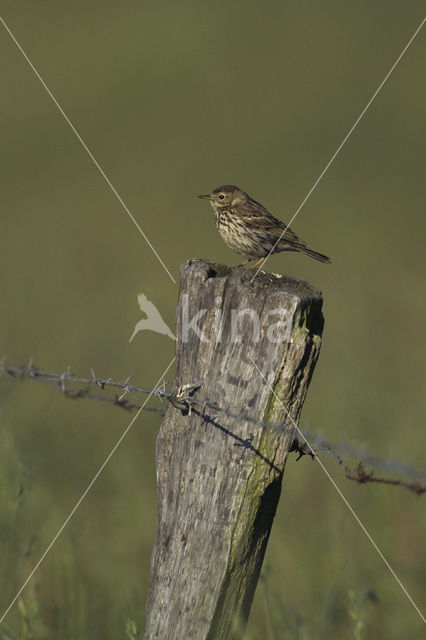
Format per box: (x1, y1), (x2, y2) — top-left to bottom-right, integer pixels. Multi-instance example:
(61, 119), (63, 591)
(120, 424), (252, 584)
(1, 2), (425, 638)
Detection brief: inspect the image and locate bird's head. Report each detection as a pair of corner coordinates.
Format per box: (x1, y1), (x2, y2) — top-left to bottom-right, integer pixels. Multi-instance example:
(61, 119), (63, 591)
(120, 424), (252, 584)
(198, 185), (249, 210)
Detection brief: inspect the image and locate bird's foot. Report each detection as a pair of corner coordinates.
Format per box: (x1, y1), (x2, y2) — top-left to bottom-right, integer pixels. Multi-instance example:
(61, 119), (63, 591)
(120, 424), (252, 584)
(251, 257), (266, 270)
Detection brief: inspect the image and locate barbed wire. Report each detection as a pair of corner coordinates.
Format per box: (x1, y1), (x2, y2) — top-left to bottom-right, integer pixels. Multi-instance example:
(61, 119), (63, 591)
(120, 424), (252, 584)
(1, 359), (425, 494)
(0, 361), (167, 412)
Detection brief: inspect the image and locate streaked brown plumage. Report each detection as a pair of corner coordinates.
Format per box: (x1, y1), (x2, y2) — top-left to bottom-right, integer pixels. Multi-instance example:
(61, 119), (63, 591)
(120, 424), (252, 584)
(198, 185), (331, 269)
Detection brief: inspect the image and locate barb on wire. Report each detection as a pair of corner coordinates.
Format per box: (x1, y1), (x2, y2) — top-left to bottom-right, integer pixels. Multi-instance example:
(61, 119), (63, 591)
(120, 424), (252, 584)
(1, 360), (425, 494)
(345, 463), (425, 495)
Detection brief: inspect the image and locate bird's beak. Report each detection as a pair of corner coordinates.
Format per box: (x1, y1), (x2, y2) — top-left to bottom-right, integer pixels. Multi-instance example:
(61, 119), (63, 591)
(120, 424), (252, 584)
(198, 194), (211, 200)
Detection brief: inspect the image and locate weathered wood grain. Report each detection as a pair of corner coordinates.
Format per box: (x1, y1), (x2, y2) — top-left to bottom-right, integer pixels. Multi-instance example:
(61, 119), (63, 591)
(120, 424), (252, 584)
(143, 259), (324, 639)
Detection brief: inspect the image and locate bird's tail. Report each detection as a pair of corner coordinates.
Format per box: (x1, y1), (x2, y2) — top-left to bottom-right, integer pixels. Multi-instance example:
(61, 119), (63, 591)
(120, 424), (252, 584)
(298, 246), (331, 264)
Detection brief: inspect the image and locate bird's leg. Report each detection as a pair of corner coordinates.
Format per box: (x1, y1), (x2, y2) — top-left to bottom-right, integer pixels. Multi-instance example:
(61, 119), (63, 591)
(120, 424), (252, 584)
(236, 258), (252, 268)
(251, 257), (266, 270)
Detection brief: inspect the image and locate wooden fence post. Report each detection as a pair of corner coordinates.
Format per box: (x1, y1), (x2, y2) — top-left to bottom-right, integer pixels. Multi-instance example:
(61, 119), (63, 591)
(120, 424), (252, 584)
(143, 258), (324, 639)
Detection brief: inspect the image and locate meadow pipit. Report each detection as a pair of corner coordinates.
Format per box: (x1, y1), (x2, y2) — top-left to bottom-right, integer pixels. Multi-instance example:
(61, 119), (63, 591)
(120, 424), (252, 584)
(198, 185), (331, 269)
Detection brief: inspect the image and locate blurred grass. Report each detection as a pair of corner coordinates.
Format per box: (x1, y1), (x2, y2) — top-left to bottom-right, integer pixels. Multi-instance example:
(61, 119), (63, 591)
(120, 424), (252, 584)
(0, 1), (425, 638)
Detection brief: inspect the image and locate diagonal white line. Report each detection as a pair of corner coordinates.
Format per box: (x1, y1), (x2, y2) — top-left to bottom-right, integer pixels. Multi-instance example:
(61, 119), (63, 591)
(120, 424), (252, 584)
(0, 357), (176, 626)
(250, 357), (426, 624)
(250, 16), (426, 282)
(0, 15), (176, 285)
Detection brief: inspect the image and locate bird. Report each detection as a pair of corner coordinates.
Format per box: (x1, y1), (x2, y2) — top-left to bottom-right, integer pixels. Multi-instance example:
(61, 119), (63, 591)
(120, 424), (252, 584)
(198, 185), (331, 269)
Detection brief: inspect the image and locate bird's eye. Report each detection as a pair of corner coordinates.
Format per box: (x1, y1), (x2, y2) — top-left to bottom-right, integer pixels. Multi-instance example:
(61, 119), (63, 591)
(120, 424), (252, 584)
(218, 194), (225, 200)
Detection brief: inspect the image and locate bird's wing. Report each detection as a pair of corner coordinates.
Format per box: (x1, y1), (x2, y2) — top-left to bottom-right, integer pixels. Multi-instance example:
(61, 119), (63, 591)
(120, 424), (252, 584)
(240, 203), (302, 243)
(266, 224), (305, 246)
